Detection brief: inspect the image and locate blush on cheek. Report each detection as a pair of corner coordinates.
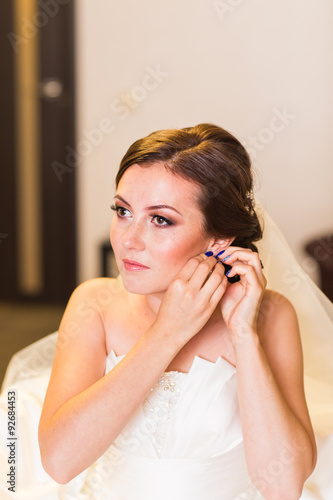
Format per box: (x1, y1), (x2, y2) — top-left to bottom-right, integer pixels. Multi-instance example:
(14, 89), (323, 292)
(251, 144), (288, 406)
(162, 242), (199, 274)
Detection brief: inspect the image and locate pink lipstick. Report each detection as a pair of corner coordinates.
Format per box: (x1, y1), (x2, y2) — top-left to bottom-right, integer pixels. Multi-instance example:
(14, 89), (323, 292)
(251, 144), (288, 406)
(122, 259), (150, 271)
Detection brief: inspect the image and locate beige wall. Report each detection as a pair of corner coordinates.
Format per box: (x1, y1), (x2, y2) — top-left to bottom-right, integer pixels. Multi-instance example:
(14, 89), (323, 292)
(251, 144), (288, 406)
(75, 0), (333, 283)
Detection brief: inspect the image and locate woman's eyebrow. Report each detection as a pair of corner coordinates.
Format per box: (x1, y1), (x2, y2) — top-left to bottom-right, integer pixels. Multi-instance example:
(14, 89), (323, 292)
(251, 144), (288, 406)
(114, 194), (183, 216)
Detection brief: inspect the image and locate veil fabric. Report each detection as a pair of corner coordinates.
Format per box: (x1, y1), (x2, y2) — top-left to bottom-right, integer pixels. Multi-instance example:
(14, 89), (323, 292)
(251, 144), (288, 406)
(255, 201), (333, 436)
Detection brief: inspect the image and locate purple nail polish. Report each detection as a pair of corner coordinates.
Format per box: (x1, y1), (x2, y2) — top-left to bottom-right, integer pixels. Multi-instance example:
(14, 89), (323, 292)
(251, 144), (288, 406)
(226, 269), (231, 276)
(214, 250), (225, 258)
(222, 254), (231, 262)
(205, 251), (213, 257)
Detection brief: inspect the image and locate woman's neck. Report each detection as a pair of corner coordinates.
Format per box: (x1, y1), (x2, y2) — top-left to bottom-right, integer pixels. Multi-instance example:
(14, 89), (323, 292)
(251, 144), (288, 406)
(128, 288), (223, 330)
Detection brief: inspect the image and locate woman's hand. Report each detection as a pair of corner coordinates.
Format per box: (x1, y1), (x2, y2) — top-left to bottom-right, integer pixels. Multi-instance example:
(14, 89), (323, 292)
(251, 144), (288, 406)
(218, 247), (267, 342)
(154, 253), (228, 348)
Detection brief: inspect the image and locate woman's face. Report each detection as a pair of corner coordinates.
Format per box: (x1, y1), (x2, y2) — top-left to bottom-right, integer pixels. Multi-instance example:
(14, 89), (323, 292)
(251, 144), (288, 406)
(110, 162), (213, 295)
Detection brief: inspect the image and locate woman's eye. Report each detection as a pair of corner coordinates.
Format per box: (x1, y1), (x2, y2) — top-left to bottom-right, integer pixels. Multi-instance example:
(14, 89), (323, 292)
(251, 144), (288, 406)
(117, 207), (128, 216)
(151, 215), (172, 226)
(111, 204), (129, 216)
(111, 204), (173, 227)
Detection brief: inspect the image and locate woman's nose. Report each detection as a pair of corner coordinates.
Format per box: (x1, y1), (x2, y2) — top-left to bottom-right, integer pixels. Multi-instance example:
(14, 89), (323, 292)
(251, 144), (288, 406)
(121, 222), (145, 250)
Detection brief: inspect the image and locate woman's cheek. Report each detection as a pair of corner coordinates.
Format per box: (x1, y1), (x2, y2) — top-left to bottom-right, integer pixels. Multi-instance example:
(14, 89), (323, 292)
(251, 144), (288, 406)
(110, 219), (121, 248)
(159, 240), (195, 270)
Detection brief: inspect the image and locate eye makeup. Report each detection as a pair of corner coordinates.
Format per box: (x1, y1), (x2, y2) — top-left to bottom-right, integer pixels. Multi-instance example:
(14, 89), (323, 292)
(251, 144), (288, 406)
(110, 204), (175, 227)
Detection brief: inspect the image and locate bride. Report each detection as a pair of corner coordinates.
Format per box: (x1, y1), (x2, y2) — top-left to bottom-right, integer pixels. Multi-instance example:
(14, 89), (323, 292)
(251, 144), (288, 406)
(37, 123), (317, 499)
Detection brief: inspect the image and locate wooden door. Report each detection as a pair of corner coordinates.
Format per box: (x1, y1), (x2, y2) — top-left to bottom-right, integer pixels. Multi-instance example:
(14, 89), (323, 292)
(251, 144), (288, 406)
(0, 0), (76, 302)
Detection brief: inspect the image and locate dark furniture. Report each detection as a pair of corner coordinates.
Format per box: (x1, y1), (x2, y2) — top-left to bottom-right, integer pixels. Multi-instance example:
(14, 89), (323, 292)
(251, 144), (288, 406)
(305, 234), (333, 302)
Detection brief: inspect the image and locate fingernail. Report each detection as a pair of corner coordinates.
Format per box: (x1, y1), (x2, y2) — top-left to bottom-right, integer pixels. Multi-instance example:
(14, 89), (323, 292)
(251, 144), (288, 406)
(204, 251), (214, 256)
(214, 250), (225, 259)
(216, 261), (224, 265)
(226, 269), (231, 276)
(222, 254), (231, 262)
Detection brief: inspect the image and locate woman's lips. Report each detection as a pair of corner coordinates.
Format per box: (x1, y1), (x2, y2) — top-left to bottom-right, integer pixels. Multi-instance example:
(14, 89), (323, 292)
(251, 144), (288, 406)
(122, 259), (150, 271)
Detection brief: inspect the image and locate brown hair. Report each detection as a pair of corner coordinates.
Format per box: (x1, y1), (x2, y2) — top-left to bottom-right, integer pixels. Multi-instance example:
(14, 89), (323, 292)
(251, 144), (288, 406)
(115, 123), (263, 251)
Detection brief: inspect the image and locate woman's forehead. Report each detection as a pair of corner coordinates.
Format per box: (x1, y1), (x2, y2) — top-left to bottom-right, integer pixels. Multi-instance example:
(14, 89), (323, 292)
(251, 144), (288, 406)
(117, 163), (201, 206)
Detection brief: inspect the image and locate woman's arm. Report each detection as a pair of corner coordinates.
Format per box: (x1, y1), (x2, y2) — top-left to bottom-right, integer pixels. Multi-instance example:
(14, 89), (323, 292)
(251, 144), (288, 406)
(235, 293), (316, 500)
(220, 250), (316, 500)
(38, 279), (181, 484)
(39, 254), (227, 484)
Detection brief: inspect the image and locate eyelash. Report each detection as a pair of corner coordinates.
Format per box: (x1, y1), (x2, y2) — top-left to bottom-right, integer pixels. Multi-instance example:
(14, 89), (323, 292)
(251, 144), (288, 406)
(110, 204), (174, 227)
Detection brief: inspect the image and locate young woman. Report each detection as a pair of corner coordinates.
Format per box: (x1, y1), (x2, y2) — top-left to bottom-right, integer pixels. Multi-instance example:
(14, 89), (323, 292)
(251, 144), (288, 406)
(38, 123), (317, 499)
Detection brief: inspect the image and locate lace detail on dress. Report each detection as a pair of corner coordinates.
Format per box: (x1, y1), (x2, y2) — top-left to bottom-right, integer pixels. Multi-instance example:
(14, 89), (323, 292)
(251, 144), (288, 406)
(142, 371), (187, 457)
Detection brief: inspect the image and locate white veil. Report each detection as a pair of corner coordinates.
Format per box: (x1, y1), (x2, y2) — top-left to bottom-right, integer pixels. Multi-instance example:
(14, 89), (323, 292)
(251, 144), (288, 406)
(255, 201), (333, 436)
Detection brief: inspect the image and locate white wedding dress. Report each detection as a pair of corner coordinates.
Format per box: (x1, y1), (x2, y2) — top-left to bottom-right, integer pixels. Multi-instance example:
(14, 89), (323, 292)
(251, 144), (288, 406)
(0, 336), (263, 500)
(86, 349), (263, 500)
(0, 203), (333, 499)
(0, 331), (328, 500)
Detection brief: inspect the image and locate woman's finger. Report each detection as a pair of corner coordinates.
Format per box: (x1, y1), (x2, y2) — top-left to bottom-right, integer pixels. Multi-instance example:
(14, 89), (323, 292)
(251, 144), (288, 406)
(206, 266), (228, 303)
(218, 249), (263, 277)
(175, 252), (208, 281)
(189, 255), (224, 290)
(226, 262), (266, 290)
(199, 259), (227, 296)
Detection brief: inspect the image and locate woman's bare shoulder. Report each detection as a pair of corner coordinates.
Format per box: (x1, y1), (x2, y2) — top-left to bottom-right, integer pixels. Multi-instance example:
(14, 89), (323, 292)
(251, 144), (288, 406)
(259, 288), (296, 321)
(72, 276), (125, 298)
(67, 277), (126, 312)
(67, 277), (136, 352)
(58, 277), (126, 338)
(257, 288), (300, 346)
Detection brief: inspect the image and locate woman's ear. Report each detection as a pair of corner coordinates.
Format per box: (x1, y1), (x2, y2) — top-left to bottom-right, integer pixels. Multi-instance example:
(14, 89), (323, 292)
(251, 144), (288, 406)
(206, 236), (235, 256)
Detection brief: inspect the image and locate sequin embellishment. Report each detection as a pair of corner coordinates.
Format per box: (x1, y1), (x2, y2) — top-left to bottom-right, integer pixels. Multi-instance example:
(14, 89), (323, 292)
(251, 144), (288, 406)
(142, 371), (186, 457)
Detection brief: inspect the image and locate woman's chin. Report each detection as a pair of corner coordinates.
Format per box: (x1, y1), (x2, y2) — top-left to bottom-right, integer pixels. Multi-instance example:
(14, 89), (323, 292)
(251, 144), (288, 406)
(120, 274), (165, 295)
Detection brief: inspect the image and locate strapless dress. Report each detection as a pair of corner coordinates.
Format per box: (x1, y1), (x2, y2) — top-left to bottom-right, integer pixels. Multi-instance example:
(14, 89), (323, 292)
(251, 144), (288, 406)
(0, 332), (326, 499)
(77, 348), (264, 500)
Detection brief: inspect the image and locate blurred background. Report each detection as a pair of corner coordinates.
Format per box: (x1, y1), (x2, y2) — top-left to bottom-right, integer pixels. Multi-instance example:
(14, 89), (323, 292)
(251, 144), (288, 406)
(1, 0), (333, 385)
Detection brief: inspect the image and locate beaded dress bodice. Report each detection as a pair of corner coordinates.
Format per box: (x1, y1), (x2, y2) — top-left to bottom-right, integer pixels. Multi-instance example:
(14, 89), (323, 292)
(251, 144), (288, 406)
(142, 371), (187, 457)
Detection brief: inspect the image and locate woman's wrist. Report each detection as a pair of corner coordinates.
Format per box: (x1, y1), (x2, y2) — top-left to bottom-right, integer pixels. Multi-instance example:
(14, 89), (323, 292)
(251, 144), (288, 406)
(230, 326), (260, 352)
(145, 320), (184, 355)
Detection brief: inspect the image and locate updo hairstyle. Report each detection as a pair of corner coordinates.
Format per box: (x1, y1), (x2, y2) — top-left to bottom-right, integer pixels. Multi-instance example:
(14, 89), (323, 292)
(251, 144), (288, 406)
(115, 123), (263, 251)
